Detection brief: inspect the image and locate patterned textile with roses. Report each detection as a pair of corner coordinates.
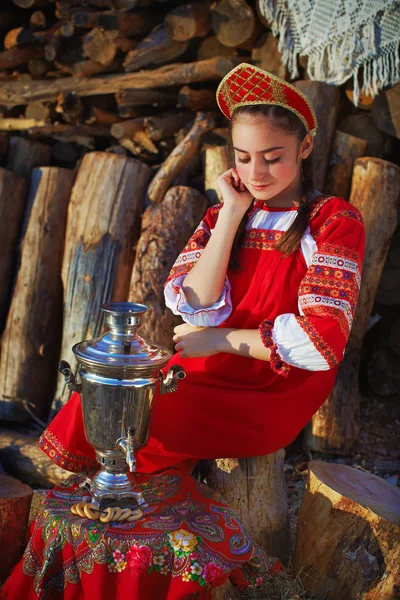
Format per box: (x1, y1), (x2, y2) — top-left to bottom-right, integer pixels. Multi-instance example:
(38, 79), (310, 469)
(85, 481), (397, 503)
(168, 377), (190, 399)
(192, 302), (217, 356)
(0, 470), (281, 600)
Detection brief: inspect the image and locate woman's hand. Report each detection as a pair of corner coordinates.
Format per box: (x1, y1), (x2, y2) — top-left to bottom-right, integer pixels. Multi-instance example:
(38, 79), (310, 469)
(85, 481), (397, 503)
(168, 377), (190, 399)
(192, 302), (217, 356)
(172, 323), (221, 358)
(216, 168), (254, 218)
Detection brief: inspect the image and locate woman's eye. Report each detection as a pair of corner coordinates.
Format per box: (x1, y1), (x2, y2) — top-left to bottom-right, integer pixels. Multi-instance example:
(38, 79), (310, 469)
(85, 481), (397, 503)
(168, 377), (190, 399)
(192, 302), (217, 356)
(236, 157), (280, 164)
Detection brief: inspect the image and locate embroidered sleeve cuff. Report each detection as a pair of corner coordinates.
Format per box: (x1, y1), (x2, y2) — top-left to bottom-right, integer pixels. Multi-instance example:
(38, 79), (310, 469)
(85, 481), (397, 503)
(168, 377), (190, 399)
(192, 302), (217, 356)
(259, 320), (291, 377)
(164, 274), (233, 327)
(273, 313), (332, 371)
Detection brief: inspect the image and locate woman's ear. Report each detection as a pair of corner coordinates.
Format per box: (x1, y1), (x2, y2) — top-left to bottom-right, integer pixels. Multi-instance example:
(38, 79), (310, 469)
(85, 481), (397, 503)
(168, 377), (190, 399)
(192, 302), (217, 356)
(299, 133), (314, 159)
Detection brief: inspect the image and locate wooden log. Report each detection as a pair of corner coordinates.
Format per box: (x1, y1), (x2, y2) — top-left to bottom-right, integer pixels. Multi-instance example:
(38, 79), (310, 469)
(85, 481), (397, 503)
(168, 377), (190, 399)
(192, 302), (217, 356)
(82, 28), (118, 66)
(375, 230), (400, 306)
(0, 474), (33, 585)
(251, 30), (288, 79)
(72, 8), (160, 37)
(111, 117), (146, 139)
(0, 10), (26, 33)
(116, 88), (178, 118)
(26, 123), (110, 139)
(0, 44), (44, 70)
(305, 158), (400, 454)
(0, 117), (46, 130)
(54, 152), (152, 408)
(27, 57), (50, 76)
(123, 24), (188, 73)
(70, 57), (120, 78)
(0, 57), (239, 106)
(337, 113), (392, 158)
(177, 85), (216, 111)
(371, 82), (400, 139)
(147, 111), (215, 204)
(6, 136), (51, 180)
(144, 111), (194, 141)
(128, 186), (208, 348)
(210, 0), (256, 47)
(13, 0), (51, 7)
(0, 428), (73, 487)
(0, 167), (76, 423)
(29, 9), (46, 30)
(24, 100), (50, 121)
(196, 35), (237, 60)
(0, 136), (8, 162)
(325, 130), (368, 199)
(294, 460), (400, 599)
(0, 168), (28, 333)
(164, 1), (212, 41)
(207, 451), (290, 564)
(294, 81), (340, 190)
(204, 144), (230, 205)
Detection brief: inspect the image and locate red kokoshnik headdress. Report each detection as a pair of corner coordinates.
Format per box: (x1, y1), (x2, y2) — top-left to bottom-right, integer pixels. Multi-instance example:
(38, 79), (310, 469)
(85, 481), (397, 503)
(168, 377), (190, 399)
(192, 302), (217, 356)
(216, 63), (318, 136)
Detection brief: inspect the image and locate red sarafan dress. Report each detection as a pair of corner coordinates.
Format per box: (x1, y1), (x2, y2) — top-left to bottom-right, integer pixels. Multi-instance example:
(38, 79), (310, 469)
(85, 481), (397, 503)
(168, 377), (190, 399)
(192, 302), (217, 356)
(38, 193), (365, 474)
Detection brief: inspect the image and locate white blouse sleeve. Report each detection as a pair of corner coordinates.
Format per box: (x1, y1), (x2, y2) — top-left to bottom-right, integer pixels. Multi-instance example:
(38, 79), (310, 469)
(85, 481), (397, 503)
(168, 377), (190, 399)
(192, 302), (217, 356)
(164, 274), (233, 327)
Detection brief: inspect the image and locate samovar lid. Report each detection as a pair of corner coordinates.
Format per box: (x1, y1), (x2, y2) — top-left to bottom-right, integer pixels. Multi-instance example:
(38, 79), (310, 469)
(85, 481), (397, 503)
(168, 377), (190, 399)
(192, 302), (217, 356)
(72, 302), (171, 370)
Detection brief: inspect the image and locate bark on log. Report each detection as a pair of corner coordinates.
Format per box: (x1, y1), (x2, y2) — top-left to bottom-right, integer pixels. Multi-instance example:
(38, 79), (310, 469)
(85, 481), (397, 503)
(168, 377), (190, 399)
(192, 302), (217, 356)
(0, 117), (46, 130)
(294, 460), (400, 599)
(70, 57), (120, 78)
(0, 474), (33, 585)
(110, 117), (145, 139)
(72, 8), (160, 37)
(207, 450), (290, 564)
(0, 167), (76, 423)
(0, 56), (239, 106)
(204, 144), (230, 205)
(305, 158), (400, 454)
(128, 186), (208, 349)
(337, 113), (392, 158)
(6, 136), (51, 180)
(0, 428), (73, 487)
(147, 111), (215, 204)
(0, 168), (28, 333)
(123, 24), (188, 72)
(325, 130), (368, 199)
(164, 2), (212, 41)
(54, 152), (151, 408)
(211, 0), (256, 47)
(294, 81), (340, 190)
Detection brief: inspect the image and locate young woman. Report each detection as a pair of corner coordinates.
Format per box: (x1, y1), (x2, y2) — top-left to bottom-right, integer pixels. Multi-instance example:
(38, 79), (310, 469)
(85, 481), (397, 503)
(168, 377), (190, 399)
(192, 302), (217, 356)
(39, 63), (365, 475)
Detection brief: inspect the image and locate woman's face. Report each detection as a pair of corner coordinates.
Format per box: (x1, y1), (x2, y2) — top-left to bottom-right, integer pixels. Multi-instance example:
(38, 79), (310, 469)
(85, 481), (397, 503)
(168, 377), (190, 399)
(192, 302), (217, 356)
(231, 115), (313, 203)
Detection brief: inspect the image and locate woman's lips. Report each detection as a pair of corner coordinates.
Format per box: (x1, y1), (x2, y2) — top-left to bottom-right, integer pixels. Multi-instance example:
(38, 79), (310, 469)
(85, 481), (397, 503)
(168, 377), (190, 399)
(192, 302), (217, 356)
(250, 183), (271, 190)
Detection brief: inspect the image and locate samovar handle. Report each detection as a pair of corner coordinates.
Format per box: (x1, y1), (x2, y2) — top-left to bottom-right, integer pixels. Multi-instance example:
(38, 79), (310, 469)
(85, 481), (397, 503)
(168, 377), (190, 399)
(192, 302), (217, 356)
(159, 364), (186, 394)
(59, 360), (82, 394)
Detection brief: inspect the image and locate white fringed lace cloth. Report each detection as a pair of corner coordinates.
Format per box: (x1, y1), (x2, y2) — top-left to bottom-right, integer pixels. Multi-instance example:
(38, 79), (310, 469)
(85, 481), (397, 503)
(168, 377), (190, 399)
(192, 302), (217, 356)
(258, 0), (400, 105)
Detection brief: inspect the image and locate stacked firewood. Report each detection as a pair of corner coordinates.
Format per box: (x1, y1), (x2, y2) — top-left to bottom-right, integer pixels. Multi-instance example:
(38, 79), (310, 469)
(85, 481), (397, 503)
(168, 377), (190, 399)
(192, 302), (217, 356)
(0, 0), (399, 457)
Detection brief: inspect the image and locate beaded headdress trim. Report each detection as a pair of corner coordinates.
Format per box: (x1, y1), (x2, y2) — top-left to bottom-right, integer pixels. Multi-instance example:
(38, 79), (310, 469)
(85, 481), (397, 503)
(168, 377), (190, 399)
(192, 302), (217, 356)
(216, 63), (318, 136)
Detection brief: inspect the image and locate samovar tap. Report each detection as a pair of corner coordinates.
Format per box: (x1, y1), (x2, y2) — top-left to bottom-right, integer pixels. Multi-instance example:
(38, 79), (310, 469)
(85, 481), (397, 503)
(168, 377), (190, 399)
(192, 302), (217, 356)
(117, 426), (136, 472)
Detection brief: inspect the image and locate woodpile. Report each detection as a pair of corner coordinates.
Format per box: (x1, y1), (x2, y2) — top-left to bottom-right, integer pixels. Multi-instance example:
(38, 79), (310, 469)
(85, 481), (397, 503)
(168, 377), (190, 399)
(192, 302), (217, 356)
(0, 2), (399, 588)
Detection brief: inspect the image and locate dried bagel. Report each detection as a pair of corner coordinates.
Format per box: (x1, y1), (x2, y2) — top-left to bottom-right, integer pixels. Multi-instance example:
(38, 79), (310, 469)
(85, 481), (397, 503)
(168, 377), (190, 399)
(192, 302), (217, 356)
(99, 507), (114, 523)
(117, 508), (132, 521)
(83, 503), (101, 520)
(127, 509), (143, 522)
(75, 502), (87, 518)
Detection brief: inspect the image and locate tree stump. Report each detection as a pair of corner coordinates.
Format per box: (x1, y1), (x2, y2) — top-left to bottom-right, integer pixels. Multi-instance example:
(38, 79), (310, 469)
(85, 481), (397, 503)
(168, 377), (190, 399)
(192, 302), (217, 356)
(128, 186), (208, 350)
(294, 81), (340, 190)
(0, 168), (27, 333)
(325, 130), (367, 199)
(294, 460), (400, 600)
(5, 135), (51, 180)
(0, 428), (73, 488)
(0, 167), (76, 423)
(305, 158), (400, 454)
(54, 152), (151, 409)
(0, 474), (33, 585)
(207, 450), (290, 564)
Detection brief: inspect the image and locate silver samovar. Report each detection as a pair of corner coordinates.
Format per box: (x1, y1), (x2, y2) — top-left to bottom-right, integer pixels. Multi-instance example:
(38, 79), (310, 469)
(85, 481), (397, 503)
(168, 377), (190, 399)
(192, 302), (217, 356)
(59, 302), (185, 507)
